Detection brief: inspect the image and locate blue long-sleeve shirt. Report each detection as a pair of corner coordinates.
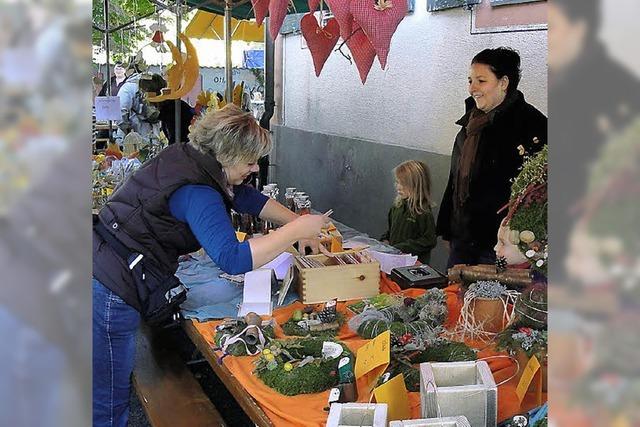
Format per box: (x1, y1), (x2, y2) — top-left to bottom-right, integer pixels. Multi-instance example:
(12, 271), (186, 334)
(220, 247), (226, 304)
(169, 184), (268, 274)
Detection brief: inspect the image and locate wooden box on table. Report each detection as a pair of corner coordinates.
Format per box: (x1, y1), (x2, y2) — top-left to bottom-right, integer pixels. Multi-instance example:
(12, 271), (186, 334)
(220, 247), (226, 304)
(294, 252), (380, 304)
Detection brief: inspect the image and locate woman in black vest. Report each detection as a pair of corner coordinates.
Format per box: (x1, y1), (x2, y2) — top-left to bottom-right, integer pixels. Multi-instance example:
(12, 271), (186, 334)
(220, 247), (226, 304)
(92, 105), (329, 427)
(436, 47), (547, 269)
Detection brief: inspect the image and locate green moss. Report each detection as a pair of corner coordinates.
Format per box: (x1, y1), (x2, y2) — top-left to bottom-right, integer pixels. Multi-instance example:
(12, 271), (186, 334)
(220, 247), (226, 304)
(281, 313), (344, 338)
(409, 341), (477, 364)
(214, 325), (275, 356)
(255, 338), (352, 396)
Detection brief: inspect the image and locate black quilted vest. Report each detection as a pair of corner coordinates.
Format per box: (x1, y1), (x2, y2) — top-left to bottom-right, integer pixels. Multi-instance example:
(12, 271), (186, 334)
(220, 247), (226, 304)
(92, 142), (233, 310)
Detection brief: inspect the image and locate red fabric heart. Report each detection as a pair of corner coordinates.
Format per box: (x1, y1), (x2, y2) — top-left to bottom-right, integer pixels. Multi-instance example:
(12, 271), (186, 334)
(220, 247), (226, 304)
(251, 0), (270, 27)
(308, 0), (320, 11)
(326, 0), (353, 40)
(350, 0), (407, 69)
(301, 14), (340, 77)
(345, 22), (376, 84)
(268, 0), (289, 40)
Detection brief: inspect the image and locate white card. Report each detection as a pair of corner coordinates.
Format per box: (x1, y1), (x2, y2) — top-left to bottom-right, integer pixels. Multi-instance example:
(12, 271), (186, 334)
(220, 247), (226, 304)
(238, 269), (273, 316)
(367, 250), (418, 274)
(262, 252), (294, 280)
(94, 96), (122, 121)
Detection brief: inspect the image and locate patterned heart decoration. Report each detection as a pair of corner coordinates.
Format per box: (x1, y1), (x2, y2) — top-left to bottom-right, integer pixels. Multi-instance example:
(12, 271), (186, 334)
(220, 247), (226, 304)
(350, 0), (407, 69)
(301, 14), (340, 77)
(308, 0), (320, 11)
(269, 0), (290, 41)
(346, 22), (377, 84)
(326, 0), (353, 40)
(251, 0), (270, 27)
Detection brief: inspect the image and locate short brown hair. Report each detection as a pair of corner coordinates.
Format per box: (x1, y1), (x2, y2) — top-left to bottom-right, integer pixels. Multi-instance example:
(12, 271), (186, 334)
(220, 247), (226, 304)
(188, 105), (271, 166)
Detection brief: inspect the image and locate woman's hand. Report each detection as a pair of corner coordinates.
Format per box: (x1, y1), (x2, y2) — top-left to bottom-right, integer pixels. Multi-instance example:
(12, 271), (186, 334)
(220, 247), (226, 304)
(298, 238), (320, 255)
(290, 214), (331, 240)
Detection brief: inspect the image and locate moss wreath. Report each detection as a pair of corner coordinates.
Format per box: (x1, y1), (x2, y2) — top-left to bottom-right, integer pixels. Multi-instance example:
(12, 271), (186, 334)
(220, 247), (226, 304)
(281, 312), (345, 338)
(214, 322), (276, 357)
(254, 337), (352, 396)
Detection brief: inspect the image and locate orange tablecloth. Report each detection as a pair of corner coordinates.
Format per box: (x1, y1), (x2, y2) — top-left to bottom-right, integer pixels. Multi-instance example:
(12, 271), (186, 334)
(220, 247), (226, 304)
(192, 273), (546, 426)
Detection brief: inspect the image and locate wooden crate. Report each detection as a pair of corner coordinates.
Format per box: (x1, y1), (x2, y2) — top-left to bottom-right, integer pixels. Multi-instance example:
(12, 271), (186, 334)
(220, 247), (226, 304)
(294, 252), (380, 304)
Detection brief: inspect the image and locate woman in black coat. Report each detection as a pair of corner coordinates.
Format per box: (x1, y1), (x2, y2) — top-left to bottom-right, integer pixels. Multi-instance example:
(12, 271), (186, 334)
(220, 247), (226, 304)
(436, 47), (547, 269)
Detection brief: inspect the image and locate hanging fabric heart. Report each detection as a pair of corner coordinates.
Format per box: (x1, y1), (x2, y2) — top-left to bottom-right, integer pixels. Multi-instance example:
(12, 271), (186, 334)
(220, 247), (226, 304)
(301, 13), (340, 77)
(251, 0), (270, 27)
(350, 0), (407, 69)
(308, 0), (320, 11)
(269, 0), (290, 41)
(346, 22), (377, 84)
(325, 0), (353, 40)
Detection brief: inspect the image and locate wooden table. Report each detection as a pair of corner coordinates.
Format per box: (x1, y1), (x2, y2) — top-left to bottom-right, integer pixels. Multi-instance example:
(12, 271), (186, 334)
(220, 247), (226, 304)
(183, 320), (274, 427)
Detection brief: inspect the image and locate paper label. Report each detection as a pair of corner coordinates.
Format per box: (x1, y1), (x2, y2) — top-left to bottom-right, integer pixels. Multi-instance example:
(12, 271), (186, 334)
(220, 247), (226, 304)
(355, 331), (391, 397)
(322, 342), (343, 360)
(515, 354), (541, 403)
(373, 373), (410, 421)
(94, 96), (122, 121)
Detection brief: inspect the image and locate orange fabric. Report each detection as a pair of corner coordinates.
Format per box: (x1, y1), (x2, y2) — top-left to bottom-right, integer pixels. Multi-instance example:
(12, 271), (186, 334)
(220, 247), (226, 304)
(191, 274), (546, 426)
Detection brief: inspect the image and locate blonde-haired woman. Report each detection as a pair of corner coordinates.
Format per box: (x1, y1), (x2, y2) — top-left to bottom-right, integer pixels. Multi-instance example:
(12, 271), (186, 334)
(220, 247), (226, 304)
(92, 105), (328, 426)
(381, 160), (437, 264)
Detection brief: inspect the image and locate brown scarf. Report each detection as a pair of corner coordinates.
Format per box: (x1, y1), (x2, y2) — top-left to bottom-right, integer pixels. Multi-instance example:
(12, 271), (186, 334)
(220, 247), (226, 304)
(454, 108), (491, 206)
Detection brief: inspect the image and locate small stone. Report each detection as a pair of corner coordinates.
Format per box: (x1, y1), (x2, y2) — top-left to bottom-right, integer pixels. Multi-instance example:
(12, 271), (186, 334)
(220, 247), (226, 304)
(536, 259), (544, 268)
(519, 230), (535, 244)
(525, 249), (536, 258)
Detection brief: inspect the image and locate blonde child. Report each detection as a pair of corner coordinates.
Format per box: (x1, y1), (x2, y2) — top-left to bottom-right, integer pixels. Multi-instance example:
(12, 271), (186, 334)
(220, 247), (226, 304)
(381, 160), (437, 263)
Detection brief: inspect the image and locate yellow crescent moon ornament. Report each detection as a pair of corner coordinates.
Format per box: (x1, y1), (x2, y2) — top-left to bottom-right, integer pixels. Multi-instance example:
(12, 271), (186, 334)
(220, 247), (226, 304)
(147, 40), (184, 102)
(232, 81), (244, 107)
(169, 33), (200, 98)
(148, 33), (199, 102)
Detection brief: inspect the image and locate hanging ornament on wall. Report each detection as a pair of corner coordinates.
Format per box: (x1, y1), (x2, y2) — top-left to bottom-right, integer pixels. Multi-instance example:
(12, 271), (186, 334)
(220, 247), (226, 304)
(301, 13), (340, 77)
(268, 0), (290, 40)
(149, 22), (169, 52)
(345, 21), (376, 84)
(326, 0), (354, 40)
(251, 0), (270, 27)
(350, 0), (407, 69)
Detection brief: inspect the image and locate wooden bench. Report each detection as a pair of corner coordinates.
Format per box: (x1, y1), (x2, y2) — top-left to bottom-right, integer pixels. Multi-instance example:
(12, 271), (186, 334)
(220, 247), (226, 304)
(133, 324), (226, 427)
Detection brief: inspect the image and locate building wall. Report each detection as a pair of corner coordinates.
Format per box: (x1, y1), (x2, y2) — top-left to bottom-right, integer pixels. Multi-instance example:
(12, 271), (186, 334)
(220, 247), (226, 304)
(279, 2), (547, 155)
(274, 0), (548, 271)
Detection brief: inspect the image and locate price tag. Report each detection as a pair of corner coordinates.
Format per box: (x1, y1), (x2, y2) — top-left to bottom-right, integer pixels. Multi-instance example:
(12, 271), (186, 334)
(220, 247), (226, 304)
(373, 373), (410, 421)
(94, 96), (122, 121)
(355, 330), (390, 396)
(515, 355), (541, 403)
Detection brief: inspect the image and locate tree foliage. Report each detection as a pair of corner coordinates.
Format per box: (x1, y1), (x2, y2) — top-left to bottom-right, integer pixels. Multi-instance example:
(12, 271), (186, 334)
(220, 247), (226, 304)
(92, 0), (159, 62)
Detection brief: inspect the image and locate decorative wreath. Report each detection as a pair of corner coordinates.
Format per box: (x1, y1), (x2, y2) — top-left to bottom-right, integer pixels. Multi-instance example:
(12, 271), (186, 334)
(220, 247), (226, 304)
(349, 289), (448, 343)
(281, 304), (345, 338)
(254, 337), (352, 396)
(214, 318), (275, 357)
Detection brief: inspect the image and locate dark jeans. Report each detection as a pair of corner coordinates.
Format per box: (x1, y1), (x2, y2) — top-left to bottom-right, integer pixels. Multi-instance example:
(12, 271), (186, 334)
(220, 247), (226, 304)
(93, 278), (140, 427)
(446, 239), (497, 270)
